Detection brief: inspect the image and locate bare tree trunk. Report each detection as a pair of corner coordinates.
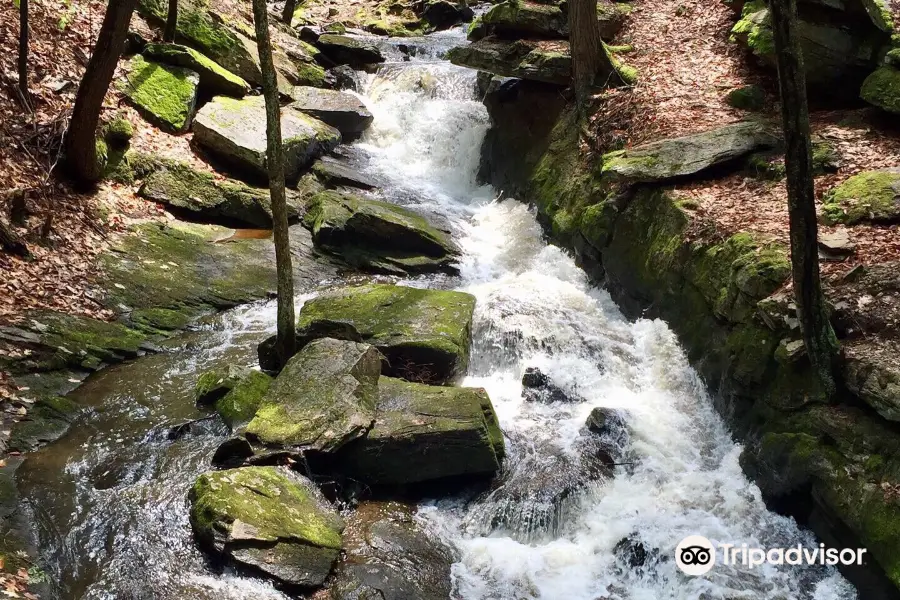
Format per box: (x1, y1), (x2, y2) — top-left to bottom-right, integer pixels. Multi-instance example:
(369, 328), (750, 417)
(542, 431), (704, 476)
(64, 0), (138, 185)
(770, 0), (839, 395)
(252, 0), (297, 365)
(568, 0), (617, 104)
(18, 0), (29, 104)
(282, 0), (298, 24)
(163, 0), (178, 42)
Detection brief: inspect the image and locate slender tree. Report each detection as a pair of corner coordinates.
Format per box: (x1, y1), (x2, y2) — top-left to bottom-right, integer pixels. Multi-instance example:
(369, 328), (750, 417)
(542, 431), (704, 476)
(769, 0), (839, 394)
(163, 0), (178, 42)
(282, 0), (298, 24)
(65, 0), (139, 185)
(568, 0), (617, 104)
(18, 0), (29, 104)
(252, 0), (297, 365)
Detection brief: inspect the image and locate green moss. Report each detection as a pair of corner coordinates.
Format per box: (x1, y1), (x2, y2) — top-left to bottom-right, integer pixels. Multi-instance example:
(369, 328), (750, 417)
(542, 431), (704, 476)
(143, 43), (250, 97)
(131, 307), (194, 332)
(731, 1), (775, 59)
(118, 55), (198, 133)
(861, 66), (900, 114)
(726, 323), (779, 386)
(195, 365), (251, 405)
(215, 370), (271, 428)
(293, 60), (327, 87)
(862, 0), (895, 33)
(726, 84), (765, 111)
(102, 115), (134, 146)
(95, 138), (109, 173)
(822, 170), (900, 225)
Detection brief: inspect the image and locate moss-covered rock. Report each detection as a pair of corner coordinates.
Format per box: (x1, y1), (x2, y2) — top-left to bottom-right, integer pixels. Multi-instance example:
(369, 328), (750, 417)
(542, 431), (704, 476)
(338, 377), (504, 485)
(284, 284), (476, 384)
(822, 169), (900, 225)
(601, 120), (781, 183)
(8, 395), (80, 453)
(143, 42), (250, 97)
(289, 86), (373, 137)
(118, 55), (199, 134)
(195, 364), (252, 405)
(215, 370), (272, 429)
(193, 95), (341, 180)
(726, 84), (766, 111)
(189, 466), (343, 587)
(315, 34), (386, 67)
(861, 65), (900, 113)
(448, 37), (572, 86)
(302, 190), (460, 275)
(247, 338), (381, 450)
(101, 115), (135, 146)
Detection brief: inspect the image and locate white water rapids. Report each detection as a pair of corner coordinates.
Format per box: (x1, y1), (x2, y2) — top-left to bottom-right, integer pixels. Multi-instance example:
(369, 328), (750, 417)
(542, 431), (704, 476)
(16, 29), (860, 600)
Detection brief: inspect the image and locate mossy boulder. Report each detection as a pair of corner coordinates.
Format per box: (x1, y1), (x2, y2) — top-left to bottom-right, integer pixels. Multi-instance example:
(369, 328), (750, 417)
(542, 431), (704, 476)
(289, 86), (374, 137)
(8, 396), (80, 453)
(338, 377), (504, 485)
(189, 466), (343, 587)
(861, 65), (900, 113)
(247, 338), (382, 450)
(601, 121), (781, 183)
(315, 34), (386, 67)
(448, 37), (572, 85)
(822, 169), (900, 225)
(481, 0), (625, 40)
(301, 190), (461, 275)
(726, 84), (766, 111)
(118, 55), (199, 133)
(143, 43), (250, 97)
(137, 157), (303, 227)
(193, 95), (341, 180)
(215, 370), (272, 429)
(281, 284), (476, 384)
(195, 364), (252, 405)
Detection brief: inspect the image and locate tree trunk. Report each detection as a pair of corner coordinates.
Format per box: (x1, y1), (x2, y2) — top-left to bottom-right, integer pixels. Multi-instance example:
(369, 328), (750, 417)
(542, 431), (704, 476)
(0, 221), (29, 257)
(568, 0), (617, 104)
(769, 0), (839, 395)
(163, 0), (178, 42)
(64, 0), (138, 185)
(18, 0), (29, 103)
(282, 0), (298, 24)
(252, 0), (297, 365)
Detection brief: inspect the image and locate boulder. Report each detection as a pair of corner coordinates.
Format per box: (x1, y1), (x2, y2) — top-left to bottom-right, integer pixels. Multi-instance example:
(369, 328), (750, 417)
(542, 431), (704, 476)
(301, 190), (460, 275)
(215, 370), (272, 429)
(601, 121), (781, 183)
(861, 66), (900, 113)
(288, 284), (475, 384)
(189, 466), (344, 587)
(725, 84), (766, 111)
(337, 377), (505, 485)
(246, 338), (382, 450)
(289, 86), (374, 137)
(327, 64), (361, 91)
(315, 34), (386, 67)
(330, 502), (454, 600)
(137, 158), (304, 227)
(481, 0), (626, 40)
(195, 364), (252, 405)
(843, 342), (900, 422)
(118, 55), (199, 133)
(193, 95), (341, 180)
(311, 155), (380, 190)
(142, 43), (250, 97)
(521, 366), (581, 403)
(822, 169), (900, 225)
(422, 0), (474, 30)
(8, 396), (80, 453)
(448, 37), (572, 85)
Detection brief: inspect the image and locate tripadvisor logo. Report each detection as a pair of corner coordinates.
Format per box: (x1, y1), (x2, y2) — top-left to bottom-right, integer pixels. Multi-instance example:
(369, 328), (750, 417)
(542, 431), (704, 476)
(675, 535), (868, 576)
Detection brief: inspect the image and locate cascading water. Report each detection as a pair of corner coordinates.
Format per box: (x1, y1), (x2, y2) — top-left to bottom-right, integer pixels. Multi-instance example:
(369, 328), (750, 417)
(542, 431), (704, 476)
(17, 27), (859, 600)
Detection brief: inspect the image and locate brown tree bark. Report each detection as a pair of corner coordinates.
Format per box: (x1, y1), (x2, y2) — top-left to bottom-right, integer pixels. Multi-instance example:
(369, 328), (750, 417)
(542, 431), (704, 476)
(18, 0), (29, 104)
(64, 0), (139, 185)
(769, 0), (839, 395)
(568, 0), (617, 104)
(252, 0), (297, 365)
(163, 0), (178, 42)
(0, 221), (29, 257)
(282, 0), (298, 24)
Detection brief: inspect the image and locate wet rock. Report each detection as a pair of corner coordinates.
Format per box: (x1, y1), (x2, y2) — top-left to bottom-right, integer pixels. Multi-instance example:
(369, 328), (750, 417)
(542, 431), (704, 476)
(311, 155), (379, 190)
(315, 34), (386, 68)
(214, 370), (272, 429)
(481, 0), (625, 39)
(189, 466), (344, 587)
(822, 169), (900, 225)
(137, 158), (304, 227)
(601, 121), (781, 184)
(521, 367), (579, 403)
(327, 64), (360, 92)
(246, 338), (381, 451)
(337, 377), (505, 485)
(422, 0), (473, 30)
(288, 283), (476, 384)
(613, 535), (660, 571)
(448, 36), (572, 85)
(118, 55), (199, 134)
(142, 43), (250, 97)
(167, 415), (223, 440)
(193, 95), (341, 180)
(330, 501), (454, 600)
(585, 406), (629, 451)
(8, 396), (80, 453)
(211, 436), (255, 467)
(289, 86), (374, 137)
(195, 365), (252, 405)
(301, 190), (461, 275)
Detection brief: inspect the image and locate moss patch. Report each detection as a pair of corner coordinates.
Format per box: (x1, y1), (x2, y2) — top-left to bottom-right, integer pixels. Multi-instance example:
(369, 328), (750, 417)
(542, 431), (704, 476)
(118, 55), (199, 133)
(143, 43), (250, 97)
(822, 170), (900, 225)
(861, 66), (900, 114)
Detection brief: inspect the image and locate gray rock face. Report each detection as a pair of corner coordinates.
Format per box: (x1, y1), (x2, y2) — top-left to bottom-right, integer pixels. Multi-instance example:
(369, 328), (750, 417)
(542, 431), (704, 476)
(316, 34), (386, 67)
(601, 121), (781, 183)
(192, 95), (341, 180)
(843, 341), (900, 422)
(289, 86), (374, 136)
(330, 502), (454, 600)
(448, 37), (572, 85)
(312, 155), (379, 190)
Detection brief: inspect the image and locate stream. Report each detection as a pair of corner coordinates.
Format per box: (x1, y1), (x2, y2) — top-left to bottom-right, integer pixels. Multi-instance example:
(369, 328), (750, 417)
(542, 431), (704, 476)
(18, 28), (860, 600)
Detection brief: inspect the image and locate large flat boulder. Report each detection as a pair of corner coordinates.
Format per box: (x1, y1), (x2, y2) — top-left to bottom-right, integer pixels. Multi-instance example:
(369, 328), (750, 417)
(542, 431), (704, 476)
(283, 284), (475, 384)
(601, 121), (781, 183)
(822, 169), (900, 225)
(448, 37), (571, 85)
(481, 0), (626, 40)
(246, 338), (382, 450)
(289, 86), (374, 137)
(193, 96), (341, 180)
(118, 55), (199, 133)
(315, 34), (386, 67)
(142, 43), (250, 97)
(189, 466), (344, 587)
(302, 190), (460, 275)
(338, 377), (505, 485)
